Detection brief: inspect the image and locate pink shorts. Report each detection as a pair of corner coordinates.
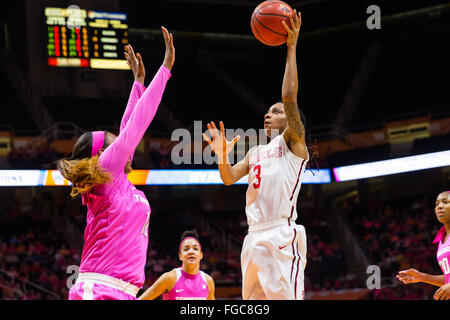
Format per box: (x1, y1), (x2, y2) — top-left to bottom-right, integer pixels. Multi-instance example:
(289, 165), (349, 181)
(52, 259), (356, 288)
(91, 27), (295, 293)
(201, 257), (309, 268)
(69, 281), (137, 300)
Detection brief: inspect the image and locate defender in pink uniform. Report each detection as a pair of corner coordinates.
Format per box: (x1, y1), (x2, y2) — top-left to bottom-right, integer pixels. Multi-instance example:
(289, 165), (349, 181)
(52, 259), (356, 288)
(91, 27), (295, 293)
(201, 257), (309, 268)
(397, 191), (450, 300)
(139, 230), (215, 300)
(58, 27), (175, 300)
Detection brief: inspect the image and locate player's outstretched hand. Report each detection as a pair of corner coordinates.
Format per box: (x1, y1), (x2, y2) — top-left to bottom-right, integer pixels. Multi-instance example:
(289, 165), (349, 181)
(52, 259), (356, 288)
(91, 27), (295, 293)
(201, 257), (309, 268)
(161, 26), (175, 72)
(281, 9), (301, 48)
(203, 121), (240, 162)
(396, 268), (423, 284)
(434, 283), (450, 300)
(124, 44), (145, 85)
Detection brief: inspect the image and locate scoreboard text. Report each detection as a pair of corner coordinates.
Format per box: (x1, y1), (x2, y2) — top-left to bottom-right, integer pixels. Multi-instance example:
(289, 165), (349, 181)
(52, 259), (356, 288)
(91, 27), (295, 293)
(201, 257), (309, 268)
(45, 7), (130, 70)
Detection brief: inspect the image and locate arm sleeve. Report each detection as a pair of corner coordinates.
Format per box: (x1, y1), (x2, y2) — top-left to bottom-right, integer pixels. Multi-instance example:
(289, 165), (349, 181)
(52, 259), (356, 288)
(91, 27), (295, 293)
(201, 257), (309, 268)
(99, 66), (171, 177)
(121, 81), (147, 133)
(120, 81), (147, 163)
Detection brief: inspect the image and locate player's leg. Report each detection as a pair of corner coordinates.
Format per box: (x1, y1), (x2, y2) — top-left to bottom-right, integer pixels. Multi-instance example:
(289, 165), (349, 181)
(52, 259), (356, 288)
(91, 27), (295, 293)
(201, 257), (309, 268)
(242, 261), (267, 300)
(262, 224), (307, 300)
(291, 224), (307, 300)
(241, 233), (268, 300)
(262, 225), (295, 299)
(294, 258), (306, 300)
(245, 227), (294, 300)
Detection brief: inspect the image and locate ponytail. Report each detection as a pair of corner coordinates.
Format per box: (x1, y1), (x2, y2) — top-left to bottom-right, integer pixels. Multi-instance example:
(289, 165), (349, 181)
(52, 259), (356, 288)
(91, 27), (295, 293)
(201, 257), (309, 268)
(300, 106), (320, 172)
(57, 155), (112, 198)
(277, 101), (320, 171)
(306, 139), (320, 172)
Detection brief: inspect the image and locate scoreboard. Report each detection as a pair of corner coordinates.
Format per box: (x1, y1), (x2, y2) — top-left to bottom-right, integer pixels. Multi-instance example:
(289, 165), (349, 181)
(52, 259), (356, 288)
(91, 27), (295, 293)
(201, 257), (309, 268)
(45, 7), (130, 70)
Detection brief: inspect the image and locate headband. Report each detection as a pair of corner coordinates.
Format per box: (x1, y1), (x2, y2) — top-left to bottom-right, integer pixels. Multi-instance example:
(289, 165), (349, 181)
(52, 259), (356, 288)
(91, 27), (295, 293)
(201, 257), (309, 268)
(179, 237), (202, 253)
(91, 131), (105, 157)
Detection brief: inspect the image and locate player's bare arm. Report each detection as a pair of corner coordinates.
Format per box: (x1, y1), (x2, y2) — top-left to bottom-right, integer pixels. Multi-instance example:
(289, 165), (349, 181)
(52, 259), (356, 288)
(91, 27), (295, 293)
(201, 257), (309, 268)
(206, 274), (216, 300)
(138, 269), (177, 300)
(396, 268), (445, 287)
(203, 121), (250, 186)
(434, 283), (450, 300)
(281, 10), (308, 159)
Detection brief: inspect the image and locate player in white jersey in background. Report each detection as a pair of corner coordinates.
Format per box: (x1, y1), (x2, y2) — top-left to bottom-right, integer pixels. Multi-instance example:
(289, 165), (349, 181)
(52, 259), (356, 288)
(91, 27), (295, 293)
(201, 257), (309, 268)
(203, 10), (310, 300)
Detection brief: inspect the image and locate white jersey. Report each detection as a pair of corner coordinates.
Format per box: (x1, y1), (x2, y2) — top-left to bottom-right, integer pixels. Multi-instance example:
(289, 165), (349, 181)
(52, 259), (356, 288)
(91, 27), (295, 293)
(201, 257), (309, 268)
(245, 134), (308, 227)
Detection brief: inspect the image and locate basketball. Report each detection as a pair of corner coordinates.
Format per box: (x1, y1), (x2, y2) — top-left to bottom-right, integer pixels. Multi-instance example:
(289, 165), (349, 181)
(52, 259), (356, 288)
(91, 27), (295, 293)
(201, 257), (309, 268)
(251, 1), (294, 46)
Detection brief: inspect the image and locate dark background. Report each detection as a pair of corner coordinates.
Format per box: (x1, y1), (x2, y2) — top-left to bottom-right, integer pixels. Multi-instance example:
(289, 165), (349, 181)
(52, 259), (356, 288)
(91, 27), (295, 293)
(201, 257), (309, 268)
(1, 0), (449, 136)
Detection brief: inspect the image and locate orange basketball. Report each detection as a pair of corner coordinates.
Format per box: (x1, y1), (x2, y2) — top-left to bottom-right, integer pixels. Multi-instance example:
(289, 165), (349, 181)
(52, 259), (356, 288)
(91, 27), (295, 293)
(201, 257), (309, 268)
(250, 1), (294, 46)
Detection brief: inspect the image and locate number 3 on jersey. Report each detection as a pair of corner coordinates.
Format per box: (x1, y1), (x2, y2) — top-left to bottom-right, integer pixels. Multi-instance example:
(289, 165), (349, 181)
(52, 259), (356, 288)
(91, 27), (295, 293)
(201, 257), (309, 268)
(253, 165), (261, 189)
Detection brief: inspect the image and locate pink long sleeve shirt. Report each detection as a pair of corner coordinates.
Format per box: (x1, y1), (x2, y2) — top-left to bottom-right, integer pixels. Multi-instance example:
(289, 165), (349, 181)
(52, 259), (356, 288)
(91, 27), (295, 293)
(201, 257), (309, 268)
(79, 66), (171, 288)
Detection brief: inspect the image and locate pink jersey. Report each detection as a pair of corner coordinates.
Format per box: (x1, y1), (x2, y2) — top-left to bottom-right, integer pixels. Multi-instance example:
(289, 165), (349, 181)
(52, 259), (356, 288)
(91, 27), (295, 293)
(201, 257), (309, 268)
(433, 226), (450, 284)
(163, 268), (210, 300)
(78, 66), (171, 288)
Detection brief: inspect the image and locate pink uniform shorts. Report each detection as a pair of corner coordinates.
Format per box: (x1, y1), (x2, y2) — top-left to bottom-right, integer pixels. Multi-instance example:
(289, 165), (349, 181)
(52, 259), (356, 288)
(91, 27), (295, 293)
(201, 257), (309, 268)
(69, 281), (137, 300)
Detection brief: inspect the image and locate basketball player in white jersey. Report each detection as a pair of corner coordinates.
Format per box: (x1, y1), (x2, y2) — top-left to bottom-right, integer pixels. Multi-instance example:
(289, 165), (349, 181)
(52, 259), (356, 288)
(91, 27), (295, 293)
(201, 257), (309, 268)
(203, 10), (308, 300)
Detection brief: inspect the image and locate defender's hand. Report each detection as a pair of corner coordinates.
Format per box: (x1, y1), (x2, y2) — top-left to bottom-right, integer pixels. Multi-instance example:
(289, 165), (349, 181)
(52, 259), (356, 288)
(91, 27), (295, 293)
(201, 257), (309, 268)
(161, 26), (175, 72)
(124, 44), (145, 84)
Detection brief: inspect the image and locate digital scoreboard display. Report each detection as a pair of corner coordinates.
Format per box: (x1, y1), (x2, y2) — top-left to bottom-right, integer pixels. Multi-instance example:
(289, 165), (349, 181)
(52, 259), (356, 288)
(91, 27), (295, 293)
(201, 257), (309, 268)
(45, 7), (130, 69)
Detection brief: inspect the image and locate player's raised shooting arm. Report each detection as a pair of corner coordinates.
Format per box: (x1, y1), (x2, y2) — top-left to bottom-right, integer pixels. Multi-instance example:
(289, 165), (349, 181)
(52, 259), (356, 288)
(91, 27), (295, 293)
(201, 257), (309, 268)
(138, 270), (176, 300)
(281, 45), (303, 141)
(281, 11), (307, 158)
